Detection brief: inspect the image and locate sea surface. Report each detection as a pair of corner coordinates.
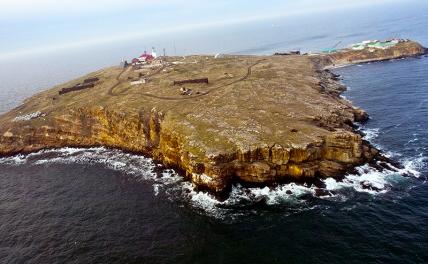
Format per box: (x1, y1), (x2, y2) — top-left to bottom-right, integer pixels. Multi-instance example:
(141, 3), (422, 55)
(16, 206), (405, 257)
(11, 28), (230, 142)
(1, 2), (428, 263)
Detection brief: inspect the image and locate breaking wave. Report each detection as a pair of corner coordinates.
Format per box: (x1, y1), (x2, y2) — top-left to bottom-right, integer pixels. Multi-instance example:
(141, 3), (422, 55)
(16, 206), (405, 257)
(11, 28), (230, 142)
(0, 147), (157, 180)
(0, 142), (425, 219)
(360, 127), (380, 142)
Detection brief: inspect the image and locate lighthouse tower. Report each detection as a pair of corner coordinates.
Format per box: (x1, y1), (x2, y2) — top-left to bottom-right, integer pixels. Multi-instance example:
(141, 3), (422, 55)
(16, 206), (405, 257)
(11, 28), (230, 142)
(151, 47), (157, 58)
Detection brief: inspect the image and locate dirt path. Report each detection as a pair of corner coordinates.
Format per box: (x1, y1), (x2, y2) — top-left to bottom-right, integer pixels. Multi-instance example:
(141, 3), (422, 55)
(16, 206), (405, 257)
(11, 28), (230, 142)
(107, 67), (129, 96)
(110, 59), (264, 101)
(108, 65), (166, 96)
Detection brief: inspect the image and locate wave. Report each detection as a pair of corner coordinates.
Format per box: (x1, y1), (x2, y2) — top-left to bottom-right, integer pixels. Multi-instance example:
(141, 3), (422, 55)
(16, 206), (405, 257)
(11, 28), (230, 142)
(0, 145), (425, 219)
(0, 147), (157, 181)
(358, 127), (380, 142)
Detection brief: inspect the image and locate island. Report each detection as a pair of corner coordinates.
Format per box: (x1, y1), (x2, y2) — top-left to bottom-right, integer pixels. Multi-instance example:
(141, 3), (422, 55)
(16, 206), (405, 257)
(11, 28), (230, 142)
(0, 39), (425, 195)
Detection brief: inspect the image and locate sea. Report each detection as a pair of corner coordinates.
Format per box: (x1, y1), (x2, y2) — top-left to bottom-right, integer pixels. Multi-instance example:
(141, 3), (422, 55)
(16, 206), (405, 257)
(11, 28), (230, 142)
(0, 2), (427, 263)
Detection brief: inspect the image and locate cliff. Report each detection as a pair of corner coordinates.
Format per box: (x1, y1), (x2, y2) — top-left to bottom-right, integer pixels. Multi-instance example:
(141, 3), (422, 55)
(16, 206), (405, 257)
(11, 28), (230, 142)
(0, 40), (425, 195)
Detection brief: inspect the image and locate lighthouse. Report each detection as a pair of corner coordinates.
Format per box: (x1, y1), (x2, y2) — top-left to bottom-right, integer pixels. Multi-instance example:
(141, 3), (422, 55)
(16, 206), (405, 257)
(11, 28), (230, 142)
(151, 47), (157, 58)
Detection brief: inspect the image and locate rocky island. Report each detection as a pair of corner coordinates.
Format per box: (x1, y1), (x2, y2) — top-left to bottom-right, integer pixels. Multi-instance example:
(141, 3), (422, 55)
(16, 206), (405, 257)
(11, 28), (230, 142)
(0, 40), (425, 195)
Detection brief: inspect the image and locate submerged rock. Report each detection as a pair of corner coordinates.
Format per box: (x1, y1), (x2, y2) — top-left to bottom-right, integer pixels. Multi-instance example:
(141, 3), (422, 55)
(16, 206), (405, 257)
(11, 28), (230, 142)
(353, 108), (369, 123)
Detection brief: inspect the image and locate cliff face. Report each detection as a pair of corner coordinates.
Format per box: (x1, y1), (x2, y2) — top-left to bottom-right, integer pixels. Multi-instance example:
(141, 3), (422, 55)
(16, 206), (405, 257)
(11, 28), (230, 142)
(0, 41), (425, 194)
(0, 105), (377, 193)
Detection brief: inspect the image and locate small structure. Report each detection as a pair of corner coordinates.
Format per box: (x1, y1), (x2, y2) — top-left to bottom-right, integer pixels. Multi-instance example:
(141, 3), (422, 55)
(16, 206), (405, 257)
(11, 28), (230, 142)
(151, 47), (157, 58)
(351, 44), (365, 50)
(322, 48), (338, 53)
(322, 41), (342, 54)
(138, 53), (155, 63)
(362, 40), (378, 45)
(58, 77), (99, 95)
(179, 87), (193, 95)
(350, 39), (405, 51)
(173, 78), (209, 86)
(130, 79), (147, 85)
(131, 49), (157, 66)
(83, 77), (99, 84)
(13, 111), (46, 122)
(214, 53), (225, 59)
(59, 83), (94, 95)
(120, 59), (129, 68)
(274, 51), (300, 56)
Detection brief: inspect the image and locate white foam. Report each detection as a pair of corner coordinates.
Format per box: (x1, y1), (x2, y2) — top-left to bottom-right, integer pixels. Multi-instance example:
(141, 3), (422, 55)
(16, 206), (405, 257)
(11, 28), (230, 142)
(153, 184), (160, 196)
(321, 156), (425, 196)
(1, 147), (157, 181)
(0, 154), (27, 165)
(384, 150), (403, 159)
(159, 169), (182, 184)
(176, 181), (318, 218)
(360, 127), (379, 141)
(0, 146), (425, 219)
(324, 177), (343, 190)
(247, 183), (315, 205)
(181, 182), (222, 216)
(344, 165), (390, 194)
(400, 154), (426, 178)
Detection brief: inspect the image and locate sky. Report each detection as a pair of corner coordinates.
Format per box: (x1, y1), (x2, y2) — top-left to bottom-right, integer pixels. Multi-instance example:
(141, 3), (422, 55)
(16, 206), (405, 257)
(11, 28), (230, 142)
(0, 0), (411, 58)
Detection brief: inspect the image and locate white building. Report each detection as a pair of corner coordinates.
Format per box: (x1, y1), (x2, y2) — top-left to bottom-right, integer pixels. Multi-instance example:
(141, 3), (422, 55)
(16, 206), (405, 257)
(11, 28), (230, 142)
(151, 47), (157, 58)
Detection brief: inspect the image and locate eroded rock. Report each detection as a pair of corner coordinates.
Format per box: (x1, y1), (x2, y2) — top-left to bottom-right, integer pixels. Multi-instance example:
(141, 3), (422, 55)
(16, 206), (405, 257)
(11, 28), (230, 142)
(0, 41), (425, 194)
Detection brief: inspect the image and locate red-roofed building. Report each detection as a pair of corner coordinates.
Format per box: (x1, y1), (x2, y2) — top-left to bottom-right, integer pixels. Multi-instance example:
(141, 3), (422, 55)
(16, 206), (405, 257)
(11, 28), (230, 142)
(138, 53), (154, 62)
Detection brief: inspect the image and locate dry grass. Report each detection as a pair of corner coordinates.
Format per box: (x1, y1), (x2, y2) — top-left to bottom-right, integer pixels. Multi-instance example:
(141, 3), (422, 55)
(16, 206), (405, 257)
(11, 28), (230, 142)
(1, 54), (354, 158)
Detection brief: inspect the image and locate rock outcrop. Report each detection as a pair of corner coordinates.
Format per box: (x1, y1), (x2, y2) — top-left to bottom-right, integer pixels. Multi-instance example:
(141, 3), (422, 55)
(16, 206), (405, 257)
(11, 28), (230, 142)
(0, 40), (425, 195)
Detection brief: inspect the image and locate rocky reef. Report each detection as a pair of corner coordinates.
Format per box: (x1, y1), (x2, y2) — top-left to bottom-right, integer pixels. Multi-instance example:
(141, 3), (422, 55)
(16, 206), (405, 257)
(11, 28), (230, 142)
(0, 40), (425, 195)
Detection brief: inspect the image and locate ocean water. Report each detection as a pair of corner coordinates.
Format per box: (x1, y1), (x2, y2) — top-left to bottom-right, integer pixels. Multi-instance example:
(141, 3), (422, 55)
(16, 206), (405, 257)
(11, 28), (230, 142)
(1, 2), (428, 263)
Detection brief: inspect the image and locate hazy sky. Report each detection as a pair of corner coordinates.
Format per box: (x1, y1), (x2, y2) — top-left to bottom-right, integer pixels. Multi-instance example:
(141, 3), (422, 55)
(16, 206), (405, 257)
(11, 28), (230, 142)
(0, 0), (408, 57)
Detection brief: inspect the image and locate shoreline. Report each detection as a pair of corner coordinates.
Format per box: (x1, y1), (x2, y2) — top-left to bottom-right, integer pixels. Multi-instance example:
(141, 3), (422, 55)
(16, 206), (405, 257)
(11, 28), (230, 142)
(324, 54), (427, 70)
(0, 40), (426, 195)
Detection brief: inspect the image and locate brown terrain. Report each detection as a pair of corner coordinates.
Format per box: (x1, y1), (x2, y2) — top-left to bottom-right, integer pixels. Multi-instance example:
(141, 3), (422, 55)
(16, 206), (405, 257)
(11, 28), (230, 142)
(0, 40), (425, 194)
